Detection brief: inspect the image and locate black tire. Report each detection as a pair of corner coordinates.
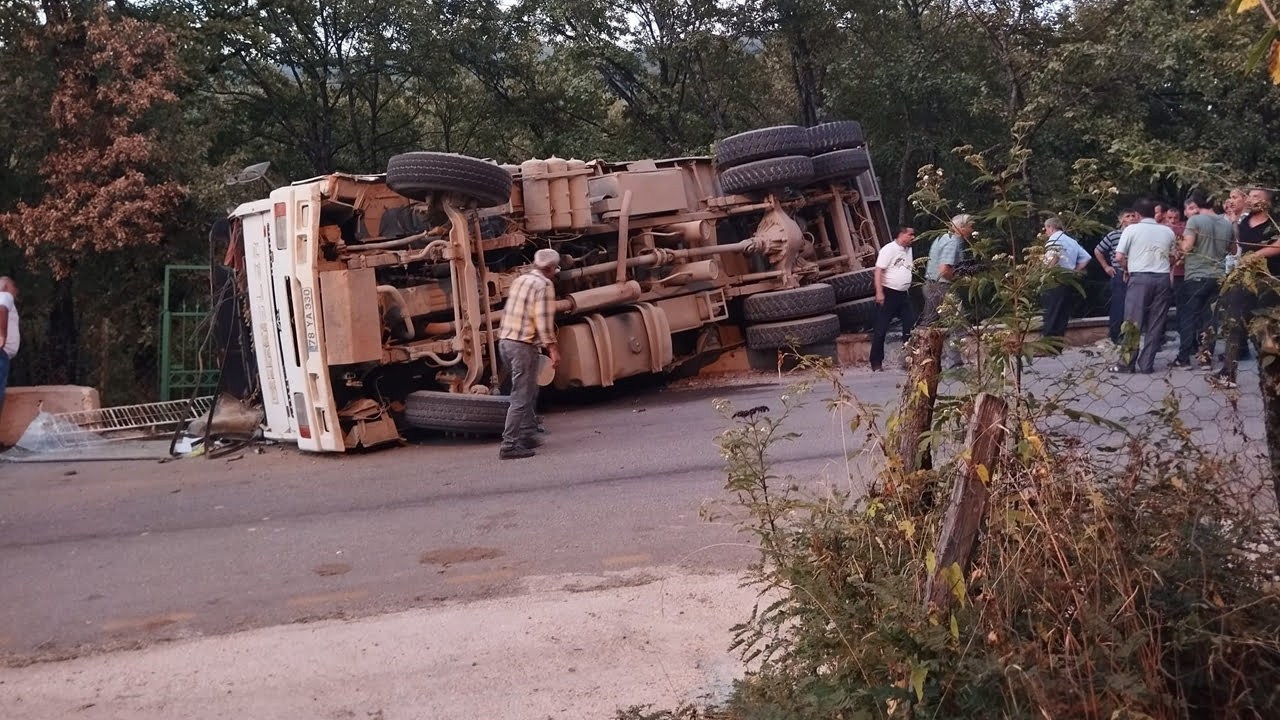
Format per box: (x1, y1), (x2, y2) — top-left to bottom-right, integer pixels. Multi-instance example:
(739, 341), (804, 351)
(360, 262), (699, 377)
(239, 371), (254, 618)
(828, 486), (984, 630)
(386, 152), (513, 208)
(811, 148), (872, 184)
(825, 268), (876, 301)
(719, 156), (814, 195)
(715, 125), (810, 170)
(403, 390), (509, 435)
(808, 121), (865, 154)
(835, 297), (877, 332)
(745, 314), (840, 350)
(742, 283), (836, 322)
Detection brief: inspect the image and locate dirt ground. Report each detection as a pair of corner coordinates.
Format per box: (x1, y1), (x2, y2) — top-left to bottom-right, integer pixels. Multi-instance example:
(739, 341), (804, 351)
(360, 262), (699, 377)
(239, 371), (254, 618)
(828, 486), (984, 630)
(0, 566), (755, 720)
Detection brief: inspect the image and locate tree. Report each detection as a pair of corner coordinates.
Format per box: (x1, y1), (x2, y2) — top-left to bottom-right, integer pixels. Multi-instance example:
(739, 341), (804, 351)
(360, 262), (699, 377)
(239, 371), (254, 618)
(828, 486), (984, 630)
(1236, 0), (1280, 83)
(0, 5), (186, 384)
(1, 11), (185, 278)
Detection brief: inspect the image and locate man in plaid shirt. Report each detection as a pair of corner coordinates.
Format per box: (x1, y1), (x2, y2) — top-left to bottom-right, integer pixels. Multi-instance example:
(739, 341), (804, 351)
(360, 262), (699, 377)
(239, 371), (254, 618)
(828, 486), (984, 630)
(497, 248), (562, 459)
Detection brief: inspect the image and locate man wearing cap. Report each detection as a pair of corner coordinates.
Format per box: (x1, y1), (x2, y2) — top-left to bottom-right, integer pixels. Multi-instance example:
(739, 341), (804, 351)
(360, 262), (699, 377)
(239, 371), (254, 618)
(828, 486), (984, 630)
(497, 249), (562, 459)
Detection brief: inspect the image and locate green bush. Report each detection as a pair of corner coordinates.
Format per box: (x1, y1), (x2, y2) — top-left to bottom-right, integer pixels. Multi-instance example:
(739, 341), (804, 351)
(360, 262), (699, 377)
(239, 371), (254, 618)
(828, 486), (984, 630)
(710, 361), (1280, 719)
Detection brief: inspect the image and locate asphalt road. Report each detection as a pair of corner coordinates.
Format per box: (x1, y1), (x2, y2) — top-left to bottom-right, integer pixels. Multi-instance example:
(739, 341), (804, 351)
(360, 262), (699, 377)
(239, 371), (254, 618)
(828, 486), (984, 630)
(1, 341), (1265, 667)
(0, 370), (893, 665)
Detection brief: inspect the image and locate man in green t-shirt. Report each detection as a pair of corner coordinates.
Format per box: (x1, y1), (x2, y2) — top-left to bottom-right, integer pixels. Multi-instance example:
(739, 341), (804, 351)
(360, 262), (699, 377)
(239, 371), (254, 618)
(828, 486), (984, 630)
(1175, 190), (1233, 367)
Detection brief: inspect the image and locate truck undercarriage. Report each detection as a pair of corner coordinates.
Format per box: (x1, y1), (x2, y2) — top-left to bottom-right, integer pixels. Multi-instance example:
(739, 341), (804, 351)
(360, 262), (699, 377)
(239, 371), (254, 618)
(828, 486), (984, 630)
(226, 122), (892, 451)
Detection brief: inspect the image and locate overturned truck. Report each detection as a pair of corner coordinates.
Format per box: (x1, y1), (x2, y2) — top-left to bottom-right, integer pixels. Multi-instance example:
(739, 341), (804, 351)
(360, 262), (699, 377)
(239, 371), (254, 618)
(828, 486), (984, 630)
(226, 122), (891, 452)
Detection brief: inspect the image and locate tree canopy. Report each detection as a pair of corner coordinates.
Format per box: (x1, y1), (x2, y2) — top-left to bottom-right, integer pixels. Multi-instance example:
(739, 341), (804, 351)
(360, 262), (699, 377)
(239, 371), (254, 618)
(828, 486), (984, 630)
(0, 0), (1278, 401)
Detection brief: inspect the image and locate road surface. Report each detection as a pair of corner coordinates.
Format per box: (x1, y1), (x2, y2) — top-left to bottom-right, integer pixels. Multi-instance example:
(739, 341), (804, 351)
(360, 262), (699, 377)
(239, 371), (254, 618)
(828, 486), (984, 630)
(0, 344), (1266, 719)
(0, 370), (889, 665)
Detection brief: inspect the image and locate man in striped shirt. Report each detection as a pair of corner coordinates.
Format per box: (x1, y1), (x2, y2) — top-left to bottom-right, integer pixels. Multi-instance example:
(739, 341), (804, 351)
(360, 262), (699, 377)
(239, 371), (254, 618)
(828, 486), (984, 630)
(1093, 208), (1139, 345)
(497, 248), (562, 459)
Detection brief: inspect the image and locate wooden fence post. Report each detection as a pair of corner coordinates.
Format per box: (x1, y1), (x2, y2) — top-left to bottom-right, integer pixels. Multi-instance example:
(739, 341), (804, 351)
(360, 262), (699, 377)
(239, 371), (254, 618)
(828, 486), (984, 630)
(925, 391), (1009, 612)
(889, 327), (944, 501)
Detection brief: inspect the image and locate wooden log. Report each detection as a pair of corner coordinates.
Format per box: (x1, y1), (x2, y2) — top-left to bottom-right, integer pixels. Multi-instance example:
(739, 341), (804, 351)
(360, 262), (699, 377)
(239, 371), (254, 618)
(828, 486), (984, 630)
(925, 392), (1009, 611)
(889, 327), (944, 496)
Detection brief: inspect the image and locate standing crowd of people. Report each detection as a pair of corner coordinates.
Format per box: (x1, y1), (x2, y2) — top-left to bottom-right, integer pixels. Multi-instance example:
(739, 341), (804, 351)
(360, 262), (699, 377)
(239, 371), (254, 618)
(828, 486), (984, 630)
(1094, 188), (1277, 385)
(865, 188), (1279, 386)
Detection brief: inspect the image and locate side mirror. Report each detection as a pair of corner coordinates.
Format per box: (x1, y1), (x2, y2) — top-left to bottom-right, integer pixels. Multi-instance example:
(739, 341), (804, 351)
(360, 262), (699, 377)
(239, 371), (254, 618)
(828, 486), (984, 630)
(226, 161), (274, 188)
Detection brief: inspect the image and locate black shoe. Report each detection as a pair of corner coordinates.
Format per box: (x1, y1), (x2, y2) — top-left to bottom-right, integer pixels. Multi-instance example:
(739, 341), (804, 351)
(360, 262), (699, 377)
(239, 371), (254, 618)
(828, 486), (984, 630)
(1108, 364), (1132, 374)
(1170, 358), (1191, 369)
(870, 365), (883, 372)
(499, 446), (535, 459)
(518, 435), (544, 449)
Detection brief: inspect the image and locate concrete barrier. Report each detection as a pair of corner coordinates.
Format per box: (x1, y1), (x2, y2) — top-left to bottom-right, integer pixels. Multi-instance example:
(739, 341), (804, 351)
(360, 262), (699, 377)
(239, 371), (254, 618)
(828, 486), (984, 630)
(0, 386), (101, 446)
(702, 316), (1114, 375)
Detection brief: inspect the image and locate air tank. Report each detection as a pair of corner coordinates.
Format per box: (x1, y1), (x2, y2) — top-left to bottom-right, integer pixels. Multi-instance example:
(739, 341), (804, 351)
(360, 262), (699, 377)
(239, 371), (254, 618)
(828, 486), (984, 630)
(567, 159), (590, 228)
(546, 156), (571, 230)
(521, 158), (551, 233)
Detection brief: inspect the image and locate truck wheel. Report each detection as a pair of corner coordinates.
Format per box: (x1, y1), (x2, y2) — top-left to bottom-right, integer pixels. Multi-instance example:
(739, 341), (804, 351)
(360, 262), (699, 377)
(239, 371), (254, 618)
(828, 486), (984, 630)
(719, 156), (814, 195)
(403, 390), (509, 435)
(808, 120), (865, 154)
(742, 283), (836, 322)
(810, 148), (871, 184)
(715, 125), (810, 170)
(745, 314), (840, 350)
(824, 267), (876, 301)
(387, 152), (513, 208)
(834, 297), (877, 332)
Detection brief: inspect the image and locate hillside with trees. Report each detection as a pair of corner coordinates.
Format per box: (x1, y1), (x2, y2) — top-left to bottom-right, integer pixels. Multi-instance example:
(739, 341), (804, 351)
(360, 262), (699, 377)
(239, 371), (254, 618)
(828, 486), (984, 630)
(0, 0), (1277, 402)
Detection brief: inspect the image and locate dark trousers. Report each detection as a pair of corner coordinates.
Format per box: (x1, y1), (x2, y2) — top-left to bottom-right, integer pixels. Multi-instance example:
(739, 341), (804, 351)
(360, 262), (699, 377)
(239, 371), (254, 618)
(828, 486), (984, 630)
(1041, 285), (1074, 339)
(1175, 278), (1219, 364)
(1123, 272), (1172, 373)
(499, 339), (540, 450)
(870, 288), (915, 369)
(1107, 272), (1127, 344)
(1220, 286), (1258, 381)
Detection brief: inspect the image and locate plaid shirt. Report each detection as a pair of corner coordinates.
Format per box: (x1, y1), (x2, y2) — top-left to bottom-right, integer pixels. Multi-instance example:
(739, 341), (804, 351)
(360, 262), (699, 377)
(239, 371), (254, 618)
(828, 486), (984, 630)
(499, 270), (557, 346)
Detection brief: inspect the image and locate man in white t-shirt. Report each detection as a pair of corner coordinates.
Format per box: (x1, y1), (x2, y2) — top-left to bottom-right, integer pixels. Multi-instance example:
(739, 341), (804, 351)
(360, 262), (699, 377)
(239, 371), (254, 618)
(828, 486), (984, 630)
(1113, 200), (1175, 374)
(0, 276), (19, 421)
(870, 227), (917, 371)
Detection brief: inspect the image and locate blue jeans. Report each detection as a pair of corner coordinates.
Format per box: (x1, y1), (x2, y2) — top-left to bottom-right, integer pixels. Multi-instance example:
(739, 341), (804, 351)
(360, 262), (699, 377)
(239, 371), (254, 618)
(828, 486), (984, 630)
(0, 351), (9, 422)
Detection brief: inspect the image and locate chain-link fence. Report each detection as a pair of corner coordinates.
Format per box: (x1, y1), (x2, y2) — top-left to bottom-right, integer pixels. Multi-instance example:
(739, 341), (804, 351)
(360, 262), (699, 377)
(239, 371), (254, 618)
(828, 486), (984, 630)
(933, 337), (1272, 496)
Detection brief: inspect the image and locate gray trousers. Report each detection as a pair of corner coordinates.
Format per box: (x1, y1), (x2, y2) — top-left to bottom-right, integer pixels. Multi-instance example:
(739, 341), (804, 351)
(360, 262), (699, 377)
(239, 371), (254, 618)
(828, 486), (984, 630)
(920, 279), (963, 366)
(1122, 272), (1172, 373)
(499, 339), (540, 449)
